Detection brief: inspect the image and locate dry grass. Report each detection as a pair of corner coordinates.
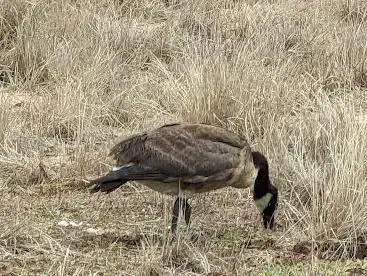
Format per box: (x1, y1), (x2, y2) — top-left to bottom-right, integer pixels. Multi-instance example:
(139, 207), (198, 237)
(1, 0), (367, 275)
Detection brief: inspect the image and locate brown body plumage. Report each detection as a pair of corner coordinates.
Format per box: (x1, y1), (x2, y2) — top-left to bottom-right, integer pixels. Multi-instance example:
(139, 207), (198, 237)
(90, 123), (278, 235)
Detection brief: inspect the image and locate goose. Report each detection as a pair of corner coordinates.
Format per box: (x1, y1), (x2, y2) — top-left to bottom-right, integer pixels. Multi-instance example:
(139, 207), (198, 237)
(89, 123), (278, 235)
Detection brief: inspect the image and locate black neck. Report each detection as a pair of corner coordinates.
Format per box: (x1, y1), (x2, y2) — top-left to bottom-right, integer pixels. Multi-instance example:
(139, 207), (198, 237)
(253, 167), (272, 200)
(251, 151), (273, 200)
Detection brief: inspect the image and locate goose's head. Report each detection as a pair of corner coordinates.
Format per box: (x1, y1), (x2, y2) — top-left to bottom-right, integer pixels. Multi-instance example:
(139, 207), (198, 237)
(252, 151), (278, 229)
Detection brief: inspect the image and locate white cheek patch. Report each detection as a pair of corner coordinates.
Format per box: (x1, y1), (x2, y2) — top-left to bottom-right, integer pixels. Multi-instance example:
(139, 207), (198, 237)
(255, 193), (272, 212)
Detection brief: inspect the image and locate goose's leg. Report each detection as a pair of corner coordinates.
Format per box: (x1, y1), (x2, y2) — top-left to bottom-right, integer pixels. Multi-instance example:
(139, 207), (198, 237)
(183, 199), (191, 227)
(171, 197), (182, 236)
(171, 197), (191, 236)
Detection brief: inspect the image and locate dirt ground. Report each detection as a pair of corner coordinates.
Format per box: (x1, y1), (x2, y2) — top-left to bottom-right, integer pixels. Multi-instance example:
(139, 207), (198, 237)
(1, 179), (366, 275)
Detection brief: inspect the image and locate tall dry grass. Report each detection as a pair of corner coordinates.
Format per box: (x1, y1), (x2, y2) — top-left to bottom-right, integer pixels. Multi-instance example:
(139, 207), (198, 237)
(1, 0), (367, 274)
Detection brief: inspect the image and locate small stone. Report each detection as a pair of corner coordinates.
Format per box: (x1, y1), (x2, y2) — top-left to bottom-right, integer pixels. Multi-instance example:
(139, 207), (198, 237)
(69, 221), (79, 227)
(58, 220), (69, 227)
(86, 227), (102, 234)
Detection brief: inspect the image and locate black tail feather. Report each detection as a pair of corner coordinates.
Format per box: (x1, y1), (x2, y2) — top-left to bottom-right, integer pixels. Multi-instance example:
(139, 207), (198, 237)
(89, 164), (169, 194)
(90, 179), (127, 194)
(89, 170), (128, 194)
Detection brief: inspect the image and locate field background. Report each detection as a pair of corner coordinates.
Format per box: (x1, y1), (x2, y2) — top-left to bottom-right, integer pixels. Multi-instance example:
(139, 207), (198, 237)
(1, 0), (367, 275)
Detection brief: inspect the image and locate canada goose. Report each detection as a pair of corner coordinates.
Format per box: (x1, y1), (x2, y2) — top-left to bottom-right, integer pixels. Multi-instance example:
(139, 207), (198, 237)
(89, 123), (278, 235)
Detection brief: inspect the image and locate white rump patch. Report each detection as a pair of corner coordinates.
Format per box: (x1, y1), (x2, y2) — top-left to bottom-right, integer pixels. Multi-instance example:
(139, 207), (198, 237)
(112, 163), (133, 171)
(255, 193), (272, 212)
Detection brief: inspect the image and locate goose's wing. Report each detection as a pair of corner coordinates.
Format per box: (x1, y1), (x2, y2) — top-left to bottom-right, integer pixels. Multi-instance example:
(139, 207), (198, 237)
(106, 123), (251, 184)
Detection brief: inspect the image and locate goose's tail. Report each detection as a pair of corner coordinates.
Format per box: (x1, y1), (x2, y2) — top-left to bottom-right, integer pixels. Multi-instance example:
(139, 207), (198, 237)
(89, 170), (128, 194)
(89, 164), (166, 194)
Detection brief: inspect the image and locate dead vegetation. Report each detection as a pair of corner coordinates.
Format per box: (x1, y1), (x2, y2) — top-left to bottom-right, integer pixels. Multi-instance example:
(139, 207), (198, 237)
(0, 0), (367, 275)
